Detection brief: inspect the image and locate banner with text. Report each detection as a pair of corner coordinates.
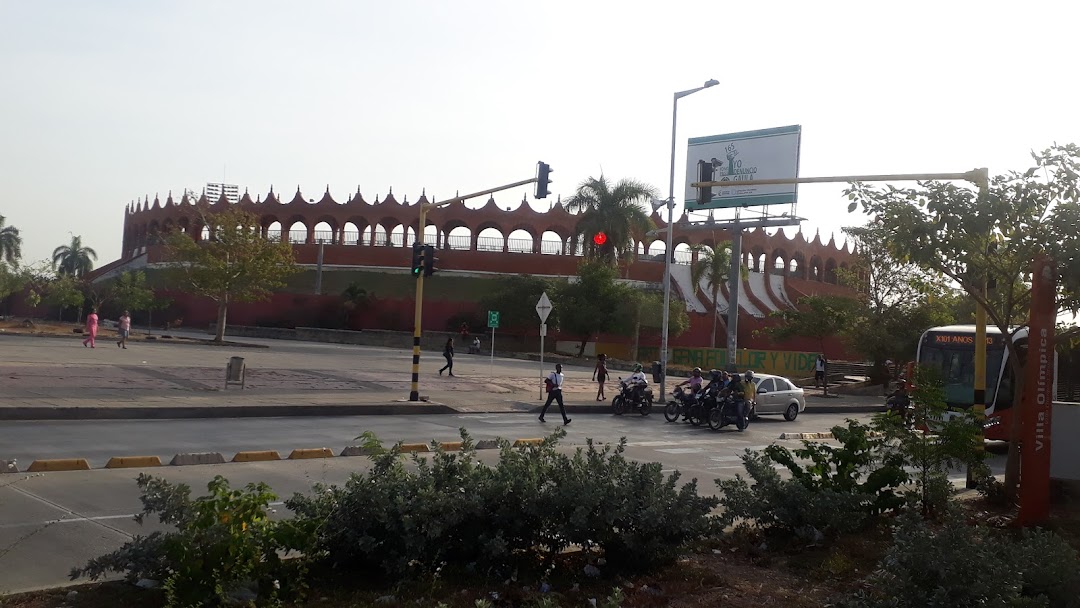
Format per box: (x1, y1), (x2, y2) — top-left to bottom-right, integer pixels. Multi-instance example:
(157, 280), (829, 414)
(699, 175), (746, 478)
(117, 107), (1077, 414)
(684, 125), (802, 210)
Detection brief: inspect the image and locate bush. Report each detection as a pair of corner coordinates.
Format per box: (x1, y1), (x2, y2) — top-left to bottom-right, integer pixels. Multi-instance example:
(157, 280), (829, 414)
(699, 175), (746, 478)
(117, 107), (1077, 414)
(836, 508), (1080, 608)
(286, 428), (717, 581)
(71, 474), (313, 607)
(716, 420), (908, 540)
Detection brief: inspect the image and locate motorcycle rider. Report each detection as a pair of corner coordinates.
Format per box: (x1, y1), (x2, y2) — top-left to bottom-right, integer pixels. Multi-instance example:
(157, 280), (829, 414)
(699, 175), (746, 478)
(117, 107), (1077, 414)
(727, 370), (755, 422)
(627, 363), (649, 403)
(886, 377), (911, 413)
(677, 367), (704, 419)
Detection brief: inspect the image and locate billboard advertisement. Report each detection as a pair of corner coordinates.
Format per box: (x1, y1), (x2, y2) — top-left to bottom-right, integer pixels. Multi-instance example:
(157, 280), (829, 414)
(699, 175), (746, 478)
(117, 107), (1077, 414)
(684, 125), (802, 210)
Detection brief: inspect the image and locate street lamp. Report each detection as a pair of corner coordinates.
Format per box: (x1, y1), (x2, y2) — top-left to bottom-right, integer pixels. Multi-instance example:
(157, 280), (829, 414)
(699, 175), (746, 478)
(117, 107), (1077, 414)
(660, 79), (718, 402)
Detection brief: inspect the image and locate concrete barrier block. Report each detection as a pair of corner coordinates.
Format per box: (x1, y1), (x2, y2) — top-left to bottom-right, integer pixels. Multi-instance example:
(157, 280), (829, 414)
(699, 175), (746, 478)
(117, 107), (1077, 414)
(105, 456), (163, 469)
(233, 451), (281, 463)
(340, 446), (379, 457)
(288, 448), (334, 460)
(438, 441), (464, 451)
(513, 438), (544, 447)
(0, 459), (18, 473)
(27, 459), (92, 472)
(170, 452), (227, 466)
(398, 443), (430, 453)
(475, 440), (499, 450)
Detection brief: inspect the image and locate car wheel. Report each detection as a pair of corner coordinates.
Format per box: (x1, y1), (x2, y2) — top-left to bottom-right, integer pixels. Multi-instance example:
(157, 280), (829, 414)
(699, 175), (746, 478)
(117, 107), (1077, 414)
(663, 401), (680, 423)
(784, 402), (799, 421)
(612, 396), (626, 416)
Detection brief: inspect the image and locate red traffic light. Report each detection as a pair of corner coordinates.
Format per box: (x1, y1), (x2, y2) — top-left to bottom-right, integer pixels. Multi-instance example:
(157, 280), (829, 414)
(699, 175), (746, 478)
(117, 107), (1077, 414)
(592, 232), (607, 246)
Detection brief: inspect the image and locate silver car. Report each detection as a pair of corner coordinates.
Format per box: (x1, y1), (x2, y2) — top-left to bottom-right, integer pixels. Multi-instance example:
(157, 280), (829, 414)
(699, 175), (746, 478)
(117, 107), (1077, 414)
(749, 373), (807, 421)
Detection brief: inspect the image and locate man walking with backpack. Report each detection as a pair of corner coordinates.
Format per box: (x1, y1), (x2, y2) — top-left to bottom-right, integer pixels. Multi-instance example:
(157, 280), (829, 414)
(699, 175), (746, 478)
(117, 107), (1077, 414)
(540, 363), (571, 426)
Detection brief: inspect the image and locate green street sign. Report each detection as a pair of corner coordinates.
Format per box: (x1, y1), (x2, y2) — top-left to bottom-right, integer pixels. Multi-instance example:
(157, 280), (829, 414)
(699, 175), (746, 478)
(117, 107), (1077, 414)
(487, 310), (500, 329)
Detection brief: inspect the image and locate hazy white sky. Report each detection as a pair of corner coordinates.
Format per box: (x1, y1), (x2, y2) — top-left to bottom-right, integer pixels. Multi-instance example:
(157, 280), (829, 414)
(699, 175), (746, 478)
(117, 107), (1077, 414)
(2, 0), (1077, 266)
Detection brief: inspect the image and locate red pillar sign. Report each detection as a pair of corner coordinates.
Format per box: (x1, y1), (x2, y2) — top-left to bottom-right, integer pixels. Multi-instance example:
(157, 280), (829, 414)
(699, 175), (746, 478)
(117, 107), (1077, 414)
(1017, 253), (1056, 526)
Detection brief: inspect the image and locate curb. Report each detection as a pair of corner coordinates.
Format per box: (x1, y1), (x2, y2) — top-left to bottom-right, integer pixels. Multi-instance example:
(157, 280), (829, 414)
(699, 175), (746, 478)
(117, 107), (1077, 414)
(0, 330), (269, 349)
(808, 405), (882, 414)
(0, 403), (459, 421)
(6, 437), (548, 474)
(779, 430), (887, 441)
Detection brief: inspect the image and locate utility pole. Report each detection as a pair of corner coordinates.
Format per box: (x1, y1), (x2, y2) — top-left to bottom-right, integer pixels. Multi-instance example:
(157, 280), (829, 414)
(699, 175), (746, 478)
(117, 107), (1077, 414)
(408, 164), (552, 401)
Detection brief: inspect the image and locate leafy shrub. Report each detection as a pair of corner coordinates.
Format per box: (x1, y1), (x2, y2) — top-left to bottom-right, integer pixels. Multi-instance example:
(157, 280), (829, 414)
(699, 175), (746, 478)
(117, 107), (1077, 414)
(836, 508), (1080, 608)
(717, 420), (908, 539)
(71, 474), (313, 607)
(286, 428), (717, 581)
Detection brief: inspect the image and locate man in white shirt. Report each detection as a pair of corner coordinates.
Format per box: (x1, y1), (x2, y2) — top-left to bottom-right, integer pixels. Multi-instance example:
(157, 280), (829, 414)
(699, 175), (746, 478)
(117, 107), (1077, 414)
(540, 363), (571, 425)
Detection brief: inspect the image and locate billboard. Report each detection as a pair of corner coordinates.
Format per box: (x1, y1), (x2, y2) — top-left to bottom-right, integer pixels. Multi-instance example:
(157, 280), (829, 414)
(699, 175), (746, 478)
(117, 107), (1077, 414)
(684, 125), (802, 210)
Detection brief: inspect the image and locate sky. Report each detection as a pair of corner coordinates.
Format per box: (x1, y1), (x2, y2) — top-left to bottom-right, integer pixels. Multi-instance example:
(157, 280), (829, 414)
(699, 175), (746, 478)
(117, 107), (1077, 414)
(2, 0), (1078, 268)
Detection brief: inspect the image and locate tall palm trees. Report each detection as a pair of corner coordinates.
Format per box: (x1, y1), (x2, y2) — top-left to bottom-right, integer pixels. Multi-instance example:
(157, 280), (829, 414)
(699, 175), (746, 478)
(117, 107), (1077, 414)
(690, 243), (733, 348)
(0, 215), (21, 267)
(565, 176), (657, 265)
(52, 235), (98, 278)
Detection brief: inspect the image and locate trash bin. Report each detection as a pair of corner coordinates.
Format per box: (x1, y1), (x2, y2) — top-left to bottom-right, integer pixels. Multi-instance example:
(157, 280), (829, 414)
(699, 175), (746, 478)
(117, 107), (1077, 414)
(226, 357), (246, 389)
(651, 361), (663, 384)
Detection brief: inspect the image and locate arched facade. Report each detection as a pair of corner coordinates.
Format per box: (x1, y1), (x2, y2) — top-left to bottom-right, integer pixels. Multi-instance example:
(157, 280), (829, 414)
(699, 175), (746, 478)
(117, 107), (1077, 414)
(118, 187), (861, 313)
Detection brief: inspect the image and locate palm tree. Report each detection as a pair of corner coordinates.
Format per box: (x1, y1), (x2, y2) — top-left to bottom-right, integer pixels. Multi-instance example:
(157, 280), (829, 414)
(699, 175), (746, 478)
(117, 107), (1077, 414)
(564, 176), (657, 265)
(0, 215), (22, 267)
(52, 235), (98, 278)
(690, 243), (733, 348)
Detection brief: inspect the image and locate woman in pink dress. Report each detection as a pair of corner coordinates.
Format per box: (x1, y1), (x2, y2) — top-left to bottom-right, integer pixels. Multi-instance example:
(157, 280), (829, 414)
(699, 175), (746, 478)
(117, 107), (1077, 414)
(82, 308), (99, 348)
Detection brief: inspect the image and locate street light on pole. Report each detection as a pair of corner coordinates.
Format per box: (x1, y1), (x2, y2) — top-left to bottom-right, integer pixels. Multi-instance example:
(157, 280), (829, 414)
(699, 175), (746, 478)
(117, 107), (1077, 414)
(660, 79), (719, 404)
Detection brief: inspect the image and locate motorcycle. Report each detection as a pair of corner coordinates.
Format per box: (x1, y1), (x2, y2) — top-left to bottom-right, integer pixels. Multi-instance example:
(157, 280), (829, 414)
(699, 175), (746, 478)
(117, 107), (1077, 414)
(885, 390), (915, 429)
(664, 386), (704, 424)
(707, 394), (749, 431)
(612, 377), (653, 416)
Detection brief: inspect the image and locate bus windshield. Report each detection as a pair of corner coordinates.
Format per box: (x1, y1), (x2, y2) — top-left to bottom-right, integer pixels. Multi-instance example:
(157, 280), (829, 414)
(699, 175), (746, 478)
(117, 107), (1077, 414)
(918, 331), (1008, 407)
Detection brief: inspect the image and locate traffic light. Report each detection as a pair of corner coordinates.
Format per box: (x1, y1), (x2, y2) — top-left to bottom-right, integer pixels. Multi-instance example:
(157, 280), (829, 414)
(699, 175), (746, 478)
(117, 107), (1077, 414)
(411, 242), (424, 278)
(696, 159), (714, 205)
(535, 161), (552, 199)
(422, 244), (438, 277)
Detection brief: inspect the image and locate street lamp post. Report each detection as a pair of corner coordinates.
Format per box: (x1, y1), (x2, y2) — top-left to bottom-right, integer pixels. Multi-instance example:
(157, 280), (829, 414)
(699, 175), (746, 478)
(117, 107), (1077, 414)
(659, 79), (718, 403)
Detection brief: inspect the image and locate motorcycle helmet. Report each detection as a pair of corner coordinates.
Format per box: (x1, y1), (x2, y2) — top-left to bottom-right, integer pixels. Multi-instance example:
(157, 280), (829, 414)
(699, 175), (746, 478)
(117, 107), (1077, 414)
(692, 367), (702, 376)
(633, 363), (643, 372)
(744, 370), (754, 382)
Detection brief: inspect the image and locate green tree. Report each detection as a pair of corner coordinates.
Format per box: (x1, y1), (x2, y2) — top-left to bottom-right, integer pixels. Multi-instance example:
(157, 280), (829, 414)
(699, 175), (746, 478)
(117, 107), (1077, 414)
(763, 294), (860, 395)
(837, 223), (957, 384)
(554, 261), (635, 356)
(689, 243), (733, 348)
(845, 143), (1080, 500)
(165, 208), (298, 342)
(564, 176), (658, 265)
(109, 271), (156, 316)
(478, 274), (558, 332)
(624, 288), (689, 362)
(45, 274), (85, 322)
(0, 214), (22, 267)
(52, 235), (98, 278)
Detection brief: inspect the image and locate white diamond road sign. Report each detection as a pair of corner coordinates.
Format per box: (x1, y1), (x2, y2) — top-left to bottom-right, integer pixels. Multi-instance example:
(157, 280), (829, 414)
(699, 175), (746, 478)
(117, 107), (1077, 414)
(535, 292), (552, 323)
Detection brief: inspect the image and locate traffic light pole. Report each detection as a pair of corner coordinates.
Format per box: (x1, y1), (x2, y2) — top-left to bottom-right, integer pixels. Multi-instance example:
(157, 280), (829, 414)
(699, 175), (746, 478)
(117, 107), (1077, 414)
(408, 174), (546, 402)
